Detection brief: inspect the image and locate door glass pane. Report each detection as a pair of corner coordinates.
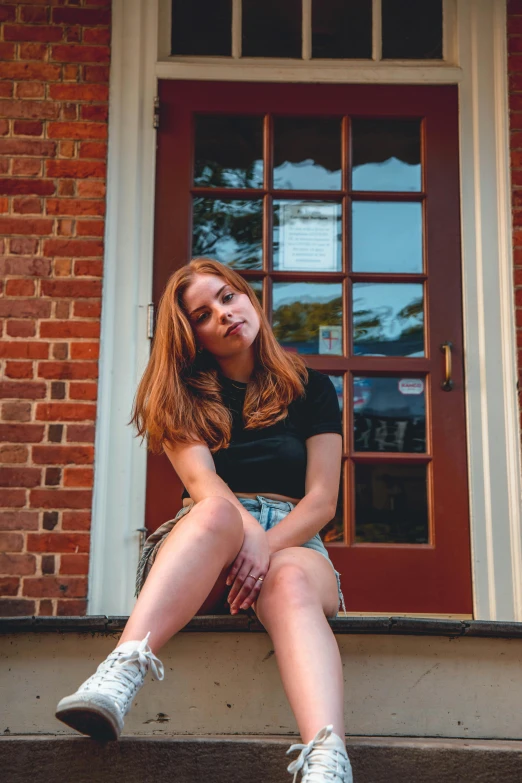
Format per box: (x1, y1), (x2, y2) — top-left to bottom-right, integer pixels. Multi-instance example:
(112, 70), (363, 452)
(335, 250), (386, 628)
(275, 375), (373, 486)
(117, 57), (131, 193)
(171, 0), (231, 56)
(242, 0), (301, 58)
(354, 463), (429, 543)
(192, 198), (262, 269)
(329, 374), (344, 413)
(273, 282), (343, 354)
(312, 0), (372, 59)
(273, 201), (342, 272)
(273, 117), (342, 190)
(274, 117), (342, 190)
(194, 116), (263, 188)
(352, 119), (421, 192)
(353, 283), (424, 357)
(382, 0), (443, 60)
(352, 202), (423, 273)
(353, 376), (426, 452)
(247, 279), (263, 306)
(321, 462), (345, 543)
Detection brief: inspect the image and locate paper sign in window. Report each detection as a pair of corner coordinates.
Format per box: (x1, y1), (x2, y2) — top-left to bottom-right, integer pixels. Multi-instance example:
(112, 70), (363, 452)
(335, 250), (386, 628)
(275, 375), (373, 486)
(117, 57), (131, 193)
(278, 202), (340, 272)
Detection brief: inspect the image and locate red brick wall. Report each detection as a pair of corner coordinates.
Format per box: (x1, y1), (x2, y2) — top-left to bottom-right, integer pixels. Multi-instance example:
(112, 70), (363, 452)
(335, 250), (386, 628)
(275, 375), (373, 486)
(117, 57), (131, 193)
(0, 0), (110, 616)
(509, 0), (522, 430)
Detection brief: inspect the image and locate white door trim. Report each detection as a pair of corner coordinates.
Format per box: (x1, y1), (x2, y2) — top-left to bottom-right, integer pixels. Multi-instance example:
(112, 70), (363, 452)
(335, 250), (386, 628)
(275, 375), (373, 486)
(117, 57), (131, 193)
(89, 0), (522, 620)
(457, 0), (522, 620)
(88, 0), (159, 616)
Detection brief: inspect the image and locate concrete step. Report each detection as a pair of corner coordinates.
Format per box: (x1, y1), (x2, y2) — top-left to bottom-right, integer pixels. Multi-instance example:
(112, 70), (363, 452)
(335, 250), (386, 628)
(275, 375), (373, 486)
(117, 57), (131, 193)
(2, 735), (522, 782)
(2, 618), (522, 739)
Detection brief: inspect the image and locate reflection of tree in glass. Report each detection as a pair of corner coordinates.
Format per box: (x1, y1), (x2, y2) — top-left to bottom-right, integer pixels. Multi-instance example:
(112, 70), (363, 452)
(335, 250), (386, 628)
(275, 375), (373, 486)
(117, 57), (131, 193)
(192, 197), (263, 270)
(194, 158), (261, 189)
(353, 305), (384, 342)
(397, 297), (423, 336)
(353, 297), (423, 342)
(273, 296), (342, 344)
(322, 513), (344, 543)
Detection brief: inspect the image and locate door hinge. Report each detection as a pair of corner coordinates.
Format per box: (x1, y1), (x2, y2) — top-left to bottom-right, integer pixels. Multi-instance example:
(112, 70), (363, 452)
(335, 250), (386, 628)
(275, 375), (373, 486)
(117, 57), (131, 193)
(147, 303), (155, 339)
(153, 96), (160, 129)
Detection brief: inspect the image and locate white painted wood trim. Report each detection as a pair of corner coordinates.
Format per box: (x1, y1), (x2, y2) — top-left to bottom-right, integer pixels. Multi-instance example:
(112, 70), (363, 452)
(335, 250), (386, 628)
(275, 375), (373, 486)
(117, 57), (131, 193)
(154, 60), (463, 84)
(91, 0), (522, 619)
(231, 0), (242, 59)
(88, 0), (158, 615)
(458, 0), (522, 621)
(372, 0), (382, 62)
(302, 0), (312, 61)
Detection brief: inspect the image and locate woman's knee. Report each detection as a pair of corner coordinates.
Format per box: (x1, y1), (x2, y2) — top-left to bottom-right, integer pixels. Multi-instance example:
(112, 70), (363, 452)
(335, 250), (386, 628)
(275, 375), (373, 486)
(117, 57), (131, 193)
(257, 561), (315, 614)
(191, 496), (243, 539)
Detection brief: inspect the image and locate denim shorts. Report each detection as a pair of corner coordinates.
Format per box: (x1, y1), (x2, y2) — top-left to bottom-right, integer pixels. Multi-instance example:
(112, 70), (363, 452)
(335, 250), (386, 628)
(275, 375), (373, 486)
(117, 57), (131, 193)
(135, 494), (346, 617)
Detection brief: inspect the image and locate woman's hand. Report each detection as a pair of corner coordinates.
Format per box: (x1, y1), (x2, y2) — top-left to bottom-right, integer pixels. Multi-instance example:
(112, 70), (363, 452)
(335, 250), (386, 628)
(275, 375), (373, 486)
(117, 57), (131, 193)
(226, 524), (270, 614)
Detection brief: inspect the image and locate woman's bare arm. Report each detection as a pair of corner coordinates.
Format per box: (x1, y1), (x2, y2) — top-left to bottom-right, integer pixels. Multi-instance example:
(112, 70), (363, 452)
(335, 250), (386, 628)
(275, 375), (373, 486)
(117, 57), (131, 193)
(164, 438), (270, 613)
(163, 439), (261, 532)
(264, 432), (342, 555)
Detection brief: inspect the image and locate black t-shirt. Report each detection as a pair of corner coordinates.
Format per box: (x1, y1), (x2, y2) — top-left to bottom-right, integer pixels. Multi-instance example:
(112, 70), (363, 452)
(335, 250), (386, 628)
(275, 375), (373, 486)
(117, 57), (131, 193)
(181, 368), (342, 501)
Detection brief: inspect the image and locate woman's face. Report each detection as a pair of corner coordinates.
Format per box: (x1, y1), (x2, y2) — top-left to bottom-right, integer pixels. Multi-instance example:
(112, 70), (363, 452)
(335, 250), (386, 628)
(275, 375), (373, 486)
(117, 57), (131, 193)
(183, 273), (261, 360)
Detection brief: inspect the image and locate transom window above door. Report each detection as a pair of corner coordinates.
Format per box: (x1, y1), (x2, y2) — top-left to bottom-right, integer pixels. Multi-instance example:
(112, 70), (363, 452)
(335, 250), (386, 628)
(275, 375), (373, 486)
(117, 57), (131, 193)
(169, 0), (446, 61)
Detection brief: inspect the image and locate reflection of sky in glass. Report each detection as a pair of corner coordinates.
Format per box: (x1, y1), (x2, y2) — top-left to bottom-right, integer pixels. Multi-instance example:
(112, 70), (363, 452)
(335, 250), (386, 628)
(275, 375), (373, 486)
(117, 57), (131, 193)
(273, 160), (341, 190)
(352, 201), (423, 273)
(353, 282), (424, 357)
(273, 281), (342, 306)
(353, 157), (421, 192)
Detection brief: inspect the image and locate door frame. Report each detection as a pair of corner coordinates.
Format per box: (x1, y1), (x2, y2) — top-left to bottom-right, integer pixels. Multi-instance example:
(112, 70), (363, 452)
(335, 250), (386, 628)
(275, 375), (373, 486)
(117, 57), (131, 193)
(88, 0), (522, 620)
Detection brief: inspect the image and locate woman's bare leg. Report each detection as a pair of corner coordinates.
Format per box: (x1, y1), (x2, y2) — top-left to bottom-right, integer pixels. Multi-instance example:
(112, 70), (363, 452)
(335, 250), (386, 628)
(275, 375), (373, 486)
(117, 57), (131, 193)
(118, 496), (244, 653)
(254, 547), (345, 742)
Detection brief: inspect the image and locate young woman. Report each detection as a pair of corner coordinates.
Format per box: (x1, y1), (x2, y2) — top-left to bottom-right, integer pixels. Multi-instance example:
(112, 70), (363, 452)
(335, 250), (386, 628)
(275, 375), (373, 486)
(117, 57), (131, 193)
(55, 258), (353, 783)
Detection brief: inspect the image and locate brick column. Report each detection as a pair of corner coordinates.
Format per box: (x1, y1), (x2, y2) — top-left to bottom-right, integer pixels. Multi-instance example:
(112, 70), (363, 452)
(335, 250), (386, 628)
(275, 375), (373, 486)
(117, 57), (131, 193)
(0, 0), (110, 616)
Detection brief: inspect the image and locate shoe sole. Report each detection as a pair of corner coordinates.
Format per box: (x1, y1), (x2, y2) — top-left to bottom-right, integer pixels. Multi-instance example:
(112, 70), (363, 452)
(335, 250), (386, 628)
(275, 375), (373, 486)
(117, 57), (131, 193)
(55, 694), (123, 741)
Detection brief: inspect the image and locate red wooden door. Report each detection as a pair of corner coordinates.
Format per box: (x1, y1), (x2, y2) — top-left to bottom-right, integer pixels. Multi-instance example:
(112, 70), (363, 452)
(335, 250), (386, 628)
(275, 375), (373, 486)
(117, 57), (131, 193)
(147, 80), (472, 615)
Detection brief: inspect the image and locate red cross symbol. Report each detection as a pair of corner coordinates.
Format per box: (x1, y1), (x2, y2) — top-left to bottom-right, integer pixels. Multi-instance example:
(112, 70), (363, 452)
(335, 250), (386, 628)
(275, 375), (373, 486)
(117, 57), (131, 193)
(323, 330), (339, 350)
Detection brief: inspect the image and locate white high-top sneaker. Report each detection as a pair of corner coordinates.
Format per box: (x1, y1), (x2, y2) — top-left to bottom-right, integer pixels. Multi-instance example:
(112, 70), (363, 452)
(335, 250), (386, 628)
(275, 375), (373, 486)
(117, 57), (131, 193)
(286, 725), (353, 783)
(55, 631), (164, 741)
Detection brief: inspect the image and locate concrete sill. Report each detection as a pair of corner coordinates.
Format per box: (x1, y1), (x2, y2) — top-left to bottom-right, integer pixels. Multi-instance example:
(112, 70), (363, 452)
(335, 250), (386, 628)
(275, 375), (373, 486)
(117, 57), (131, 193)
(1, 615), (522, 638)
(3, 735), (522, 783)
(2, 735), (522, 783)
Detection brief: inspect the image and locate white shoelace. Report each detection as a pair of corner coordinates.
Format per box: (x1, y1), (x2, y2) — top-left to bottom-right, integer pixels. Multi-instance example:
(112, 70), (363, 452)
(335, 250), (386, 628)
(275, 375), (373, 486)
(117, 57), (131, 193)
(81, 631), (165, 714)
(287, 725), (351, 783)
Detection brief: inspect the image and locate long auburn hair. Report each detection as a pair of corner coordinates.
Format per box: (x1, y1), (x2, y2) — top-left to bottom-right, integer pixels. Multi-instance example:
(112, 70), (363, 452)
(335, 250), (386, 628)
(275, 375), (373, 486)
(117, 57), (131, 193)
(131, 258), (308, 453)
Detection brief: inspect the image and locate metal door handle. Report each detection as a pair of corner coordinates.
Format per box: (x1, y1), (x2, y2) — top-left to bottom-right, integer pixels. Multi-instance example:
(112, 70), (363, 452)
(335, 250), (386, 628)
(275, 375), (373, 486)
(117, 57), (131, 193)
(440, 341), (453, 391)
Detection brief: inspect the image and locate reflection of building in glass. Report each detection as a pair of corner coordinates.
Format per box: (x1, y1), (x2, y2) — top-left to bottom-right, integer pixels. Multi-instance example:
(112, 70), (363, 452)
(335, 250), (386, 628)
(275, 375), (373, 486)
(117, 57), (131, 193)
(355, 464), (429, 544)
(354, 376), (426, 453)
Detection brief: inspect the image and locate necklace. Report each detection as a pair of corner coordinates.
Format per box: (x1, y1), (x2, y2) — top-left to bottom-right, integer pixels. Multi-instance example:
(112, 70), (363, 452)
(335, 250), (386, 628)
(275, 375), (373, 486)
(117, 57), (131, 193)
(221, 374), (248, 390)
